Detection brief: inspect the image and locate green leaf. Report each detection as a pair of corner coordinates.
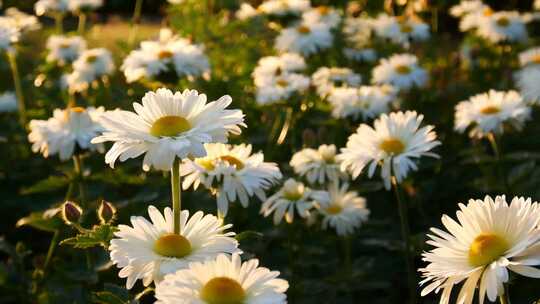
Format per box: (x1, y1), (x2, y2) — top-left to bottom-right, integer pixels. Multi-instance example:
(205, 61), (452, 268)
(92, 291), (126, 304)
(60, 224), (117, 249)
(21, 175), (70, 195)
(16, 212), (63, 232)
(235, 230), (263, 241)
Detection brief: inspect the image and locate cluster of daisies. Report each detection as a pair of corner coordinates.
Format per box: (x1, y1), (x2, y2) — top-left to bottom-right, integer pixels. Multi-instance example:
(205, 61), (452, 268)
(34, 0), (103, 18)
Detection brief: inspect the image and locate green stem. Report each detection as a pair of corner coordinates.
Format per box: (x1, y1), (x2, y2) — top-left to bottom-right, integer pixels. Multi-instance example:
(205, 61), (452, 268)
(391, 171), (417, 304)
(78, 13), (87, 35)
(73, 154), (87, 208)
(499, 287), (510, 304)
(128, 0), (144, 46)
(487, 133), (510, 194)
(54, 13), (64, 34)
(43, 230), (60, 275)
(171, 157), (181, 234)
(343, 236), (352, 275)
(7, 51), (26, 127)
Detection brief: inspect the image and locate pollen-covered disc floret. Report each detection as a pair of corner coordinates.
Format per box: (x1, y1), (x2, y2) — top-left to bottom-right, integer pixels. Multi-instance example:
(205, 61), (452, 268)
(338, 111), (440, 189)
(91, 88), (245, 171)
(28, 107), (105, 161)
(419, 195), (540, 304)
(181, 143), (282, 217)
(260, 178), (329, 225)
(454, 89), (531, 138)
(155, 253), (288, 304)
(109, 206), (240, 289)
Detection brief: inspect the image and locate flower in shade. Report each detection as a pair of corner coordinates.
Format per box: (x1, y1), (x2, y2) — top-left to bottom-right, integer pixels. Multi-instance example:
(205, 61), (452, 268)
(476, 11), (528, 43)
(0, 19), (19, 52)
(275, 20), (333, 56)
(155, 253), (288, 304)
(454, 90), (531, 138)
(255, 72), (311, 105)
(419, 195), (540, 304)
(372, 53), (428, 91)
(515, 66), (540, 105)
(235, 3), (259, 20)
(449, 1), (492, 31)
(46, 35), (87, 66)
(91, 88), (245, 171)
(311, 67), (361, 98)
(0, 91), (17, 113)
(338, 111), (440, 189)
(315, 183), (369, 236)
(181, 143), (282, 217)
(3, 8), (41, 33)
(64, 48), (114, 93)
(258, 0), (310, 16)
(371, 14), (430, 47)
(28, 107), (105, 161)
(290, 144), (346, 185)
(34, 0), (69, 16)
(260, 178), (329, 225)
(252, 53), (306, 84)
(68, 0), (103, 12)
(328, 85), (396, 120)
(109, 206), (240, 289)
(518, 47), (540, 67)
(302, 6), (341, 29)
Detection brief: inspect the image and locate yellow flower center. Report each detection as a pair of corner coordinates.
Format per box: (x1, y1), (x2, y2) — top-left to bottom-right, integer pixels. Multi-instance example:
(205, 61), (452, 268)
(150, 116), (191, 137)
(86, 55), (98, 63)
(395, 65), (411, 75)
(218, 155), (244, 170)
(480, 106), (501, 115)
(531, 55), (540, 65)
(60, 42), (72, 49)
(326, 204), (342, 215)
(379, 138), (405, 155)
(200, 277), (246, 304)
(276, 78), (288, 87)
(297, 25), (311, 34)
(153, 233), (192, 258)
(468, 233), (509, 267)
(158, 50), (174, 59)
(400, 23), (413, 33)
(317, 6), (330, 15)
(496, 17), (510, 27)
(71, 106), (86, 113)
(283, 188), (303, 201)
(483, 8), (493, 17)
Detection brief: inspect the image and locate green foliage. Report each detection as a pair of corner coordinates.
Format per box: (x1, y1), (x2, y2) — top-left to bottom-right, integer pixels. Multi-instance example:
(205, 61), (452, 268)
(61, 225), (118, 249)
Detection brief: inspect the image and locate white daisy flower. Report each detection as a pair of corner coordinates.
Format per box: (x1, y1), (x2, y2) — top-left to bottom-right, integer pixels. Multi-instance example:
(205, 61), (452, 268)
(255, 72), (311, 105)
(0, 91), (17, 113)
(155, 253), (288, 304)
(28, 106), (105, 161)
(252, 52), (306, 85)
(68, 0), (103, 12)
(3, 8), (41, 33)
(518, 47), (540, 67)
(419, 195), (540, 304)
(302, 6), (341, 29)
(64, 48), (114, 93)
(91, 88), (245, 171)
(110, 206), (240, 289)
(260, 178), (329, 225)
(275, 21), (333, 56)
(258, 0), (310, 16)
(515, 66), (540, 105)
(372, 53), (428, 91)
(46, 35), (87, 66)
(338, 111), (440, 190)
(343, 16), (374, 48)
(290, 144), (346, 185)
(476, 11), (528, 43)
(454, 90), (531, 138)
(328, 85), (396, 120)
(121, 29), (210, 83)
(34, 0), (69, 16)
(311, 67), (361, 98)
(449, 0), (489, 18)
(315, 183), (369, 236)
(235, 3), (259, 20)
(181, 143), (282, 217)
(0, 19), (19, 52)
(371, 14), (430, 47)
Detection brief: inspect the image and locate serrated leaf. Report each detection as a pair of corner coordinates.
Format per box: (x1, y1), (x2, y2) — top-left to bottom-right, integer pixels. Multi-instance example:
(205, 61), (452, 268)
(92, 291), (126, 304)
(21, 175), (70, 195)
(16, 212), (63, 232)
(235, 231), (263, 241)
(60, 224), (117, 249)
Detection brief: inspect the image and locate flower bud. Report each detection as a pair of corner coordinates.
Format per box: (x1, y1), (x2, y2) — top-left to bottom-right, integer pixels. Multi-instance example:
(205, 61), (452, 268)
(97, 200), (116, 224)
(61, 201), (82, 225)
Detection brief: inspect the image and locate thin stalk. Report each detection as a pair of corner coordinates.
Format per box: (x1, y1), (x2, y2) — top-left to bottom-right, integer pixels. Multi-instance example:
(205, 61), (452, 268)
(171, 157), (182, 234)
(487, 133), (510, 194)
(54, 13), (64, 34)
(72, 154), (87, 208)
(77, 13), (87, 35)
(390, 172), (417, 303)
(343, 236), (352, 274)
(128, 0), (144, 46)
(499, 292), (510, 304)
(42, 230), (60, 275)
(7, 51), (26, 126)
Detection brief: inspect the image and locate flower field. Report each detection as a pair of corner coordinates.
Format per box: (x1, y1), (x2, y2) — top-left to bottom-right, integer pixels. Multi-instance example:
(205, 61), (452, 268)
(1, 0), (540, 303)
